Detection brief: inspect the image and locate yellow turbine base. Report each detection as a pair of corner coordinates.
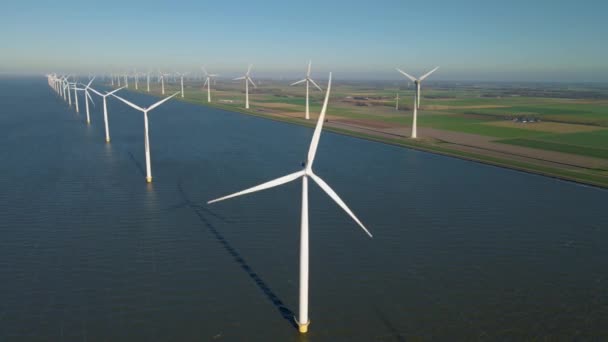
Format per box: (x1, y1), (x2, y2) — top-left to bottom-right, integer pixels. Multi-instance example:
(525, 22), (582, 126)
(146, 177), (153, 183)
(297, 320), (310, 334)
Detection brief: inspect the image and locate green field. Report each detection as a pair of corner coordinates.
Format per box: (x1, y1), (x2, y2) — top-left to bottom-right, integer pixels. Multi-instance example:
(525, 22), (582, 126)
(118, 79), (608, 187)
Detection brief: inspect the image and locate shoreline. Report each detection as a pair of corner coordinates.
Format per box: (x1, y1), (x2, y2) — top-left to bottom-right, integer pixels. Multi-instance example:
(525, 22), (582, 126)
(126, 88), (608, 189)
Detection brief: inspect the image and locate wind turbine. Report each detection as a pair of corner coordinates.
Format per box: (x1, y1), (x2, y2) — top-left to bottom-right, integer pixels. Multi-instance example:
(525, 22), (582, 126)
(178, 72), (188, 98)
(233, 64), (256, 109)
(111, 92), (179, 183)
(79, 77), (96, 124)
(208, 73), (372, 334)
(146, 72), (150, 92)
(291, 61), (322, 120)
(70, 81), (80, 113)
(89, 86), (125, 142)
(124, 74), (129, 88)
(395, 92), (399, 111)
(201, 66), (218, 103)
(395, 66), (439, 139)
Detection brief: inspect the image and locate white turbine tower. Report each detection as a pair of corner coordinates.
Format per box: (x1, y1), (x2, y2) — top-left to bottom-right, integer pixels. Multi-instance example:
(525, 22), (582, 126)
(89, 86), (125, 142)
(202, 66), (218, 103)
(111, 92), (179, 183)
(291, 61), (322, 120)
(208, 73), (372, 334)
(71, 82), (80, 113)
(146, 72), (150, 92)
(395, 92), (399, 111)
(178, 72), (188, 98)
(234, 64), (256, 109)
(396, 66), (439, 139)
(79, 77), (96, 124)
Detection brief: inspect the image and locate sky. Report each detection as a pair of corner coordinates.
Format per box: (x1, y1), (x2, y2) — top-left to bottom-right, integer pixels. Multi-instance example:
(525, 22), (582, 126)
(1, 0), (607, 82)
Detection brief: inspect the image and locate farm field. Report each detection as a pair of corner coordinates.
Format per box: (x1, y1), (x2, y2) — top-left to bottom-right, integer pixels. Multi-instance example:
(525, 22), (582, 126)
(118, 78), (608, 187)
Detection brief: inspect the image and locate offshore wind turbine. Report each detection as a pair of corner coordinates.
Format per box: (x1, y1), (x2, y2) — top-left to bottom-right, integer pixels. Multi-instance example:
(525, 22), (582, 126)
(70, 81), (80, 113)
(234, 64), (256, 109)
(208, 73), (372, 334)
(201, 66), (218, 103)
(112, 92), (179, 183)
(80, 77), (96, 124)
(89, 86), (125, 142)
(146, 72), (150, 92)
(395, 66), (439, 138)
(291, 61), (322, 120)
(178, 72), (188, 98)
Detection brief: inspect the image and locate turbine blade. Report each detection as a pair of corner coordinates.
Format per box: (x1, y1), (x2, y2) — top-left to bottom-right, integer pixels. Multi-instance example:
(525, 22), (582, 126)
(419, 66), (440, 81)
(247, 64), (253, 75)
(248, 77), (257, 88)
(233, 76), (246, 80)
(148, 92), (179, 112)
(396, 68), (417, 82)
(201, 66), (208, 76)
(208, 170), (305, 204)
(86, 76), (96, 88)
(309, 78), (323, 91)
(111, 94), (145, 112)
(306, 72), (332, 167)
(87, 91), (95, 106)
(309, 172), (373, 238)
(291, 79), (306, 86)
(88, 87), (103, 97)
(203, 78), (208, 86)
(307, 60), (312, 77)
(106, 86), (126, 96)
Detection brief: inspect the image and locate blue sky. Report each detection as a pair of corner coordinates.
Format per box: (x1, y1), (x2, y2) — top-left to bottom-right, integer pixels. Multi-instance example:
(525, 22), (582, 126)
(1, 0), (607, 81)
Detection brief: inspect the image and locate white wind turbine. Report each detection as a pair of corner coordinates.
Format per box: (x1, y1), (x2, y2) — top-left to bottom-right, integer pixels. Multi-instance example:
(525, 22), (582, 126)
(208, 73), (372, 334)
(78, 77), (96, 124)
(111, 92), (179, 183)
(291, 61), (322, 120)
(233, 64), (256, 109)
(89, 86), (125, 142)
(395, 66), (439, 139)
(178, 72), (188, 98)
(146, 72), (151, 92)
(201, 66), (218, 103)
(70, 81), (80, 113)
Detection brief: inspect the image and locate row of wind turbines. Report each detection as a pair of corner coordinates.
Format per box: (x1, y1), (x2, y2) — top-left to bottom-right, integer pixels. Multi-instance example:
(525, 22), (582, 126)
(104, 62), (439, 139)
(45, 69), (380, 334)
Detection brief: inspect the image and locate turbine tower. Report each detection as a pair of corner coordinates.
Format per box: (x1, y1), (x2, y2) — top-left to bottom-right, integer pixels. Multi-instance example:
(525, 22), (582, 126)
(202, 66), (218, 103)
(208, 73), (372, 334)
(89, 86), (125, 142)
(234, 64), (256, 109)
(111, 92), (179, 183)
(291, 60), (322, 120)
(80, 77), (96, 124)
(396, 66), (439, 138)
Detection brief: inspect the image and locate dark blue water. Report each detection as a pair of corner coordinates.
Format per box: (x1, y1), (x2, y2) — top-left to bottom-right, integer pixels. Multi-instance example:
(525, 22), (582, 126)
(1, 77), (607, 340)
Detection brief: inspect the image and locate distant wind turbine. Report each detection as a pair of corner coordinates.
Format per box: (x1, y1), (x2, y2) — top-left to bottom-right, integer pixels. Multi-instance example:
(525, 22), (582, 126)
(234, 64), (256, 109)
(396, 66), (439, 138)
(79, 77), (96, 124)
(395, 92), (399, 111)
(201, 66), (218, 103)
(208, 73), (372, 334)
(111, 92), (179, 183)
(291, 61), (322, 120)
(89, 86), (125, 142)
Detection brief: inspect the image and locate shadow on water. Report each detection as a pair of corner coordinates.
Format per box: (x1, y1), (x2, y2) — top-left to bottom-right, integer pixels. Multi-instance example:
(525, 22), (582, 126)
(376, 308), (406, 342)
(127, 150), (146, 178)
(176, 179), (298, 330)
